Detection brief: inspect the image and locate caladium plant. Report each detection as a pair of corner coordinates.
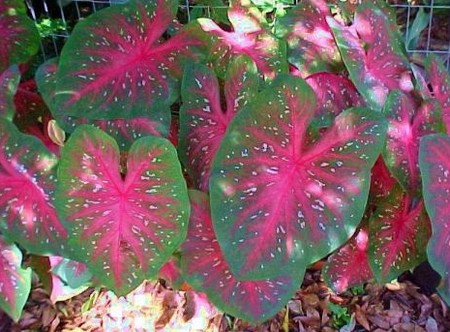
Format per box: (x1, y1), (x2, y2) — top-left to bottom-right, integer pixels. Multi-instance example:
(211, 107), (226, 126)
(55, 125), (189, 295)
(0, 118), (67, 255)
(327, 2), (414, 110)
(368, 185), (431, 283)
(369, 156), (398, 207)
(13, 79), (60, 154)
(49, 256), (92, 303)
(423, 56), (450, 132)
(1, 0), (450, 325)
(36, 58), (167, 150)
(180, 190), (300, 323)
(323, 226), (373, 293)
(382, 90), (444, 194)
(51, 256), (92, 290)
(53, 0), (204, 123)
(209, 74), (387, 280)
(0, 65), (20, 121)
(179, 55), (260, 191)
(194, 0), (287, 79)
(0, 236), (32, 322)
(275, 0), (342, 77)
(0, 0), (40, 72)
(420, 134), (450, 305)
(324, 185), (431, 291)
(305, 72), (363, 130)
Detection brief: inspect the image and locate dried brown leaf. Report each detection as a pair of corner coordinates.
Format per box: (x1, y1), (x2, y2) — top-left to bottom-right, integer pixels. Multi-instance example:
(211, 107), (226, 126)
(288, 300), (303, 315)
(368, 314), (391, 330)
(302, 293), (320, 308)
(41, 306), (57, 327)
(425, 317), (438, 332)
(355, 304), (371, 331)
(385, 281), (404, 292)
(321, 306), (330, 326)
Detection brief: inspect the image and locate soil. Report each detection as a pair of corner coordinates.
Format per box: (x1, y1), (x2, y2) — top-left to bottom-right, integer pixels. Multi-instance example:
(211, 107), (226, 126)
(2, 265), (449, 332)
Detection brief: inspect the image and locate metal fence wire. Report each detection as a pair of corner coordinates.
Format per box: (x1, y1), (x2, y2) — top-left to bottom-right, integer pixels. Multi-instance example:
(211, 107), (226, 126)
(25, 0), (450, 70)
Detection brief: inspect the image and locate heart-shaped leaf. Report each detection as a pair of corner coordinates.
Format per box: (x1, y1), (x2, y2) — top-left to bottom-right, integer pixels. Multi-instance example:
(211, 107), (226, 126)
(275, 0), (342, 77)
(179, 55), (260, 191)
(0, 65), (20, 121)
(305, 72), (364, 129)
(327, 3), (413, 110)
(323, 227), (373, 293)
(420, 134), (450, 305)
(368, 186), (430, 283)
(0, 118), (67, 255)
(56, 125), (189, 295)
(383, 90), (444, 194)
(36, 58), (167, 150)
(0, 1), (40, 72)
(195, 0), (287, 79)
(53, 0), (204, 122)
(369, 156), (397, 202)
(34, 58), (58, 108)
(181, 190), (300, 324)
(424, 56), (450, 133)
(210, 75), (387, 280)
(0, 236), (32, 322)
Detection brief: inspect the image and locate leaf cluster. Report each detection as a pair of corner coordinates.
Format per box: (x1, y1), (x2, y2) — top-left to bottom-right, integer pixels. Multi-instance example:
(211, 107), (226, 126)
(0, 0), (449, 325)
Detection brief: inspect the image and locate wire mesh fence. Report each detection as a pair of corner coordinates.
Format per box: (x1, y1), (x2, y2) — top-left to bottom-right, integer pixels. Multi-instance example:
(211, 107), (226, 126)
(25, 0), (450, 69)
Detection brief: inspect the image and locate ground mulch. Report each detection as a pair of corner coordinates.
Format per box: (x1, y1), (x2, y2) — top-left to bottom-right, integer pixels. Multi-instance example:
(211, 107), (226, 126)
(2, 266), (450, 332)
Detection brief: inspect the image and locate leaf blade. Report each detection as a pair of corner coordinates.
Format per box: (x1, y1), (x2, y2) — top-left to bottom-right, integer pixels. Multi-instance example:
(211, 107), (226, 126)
(420, 134), (450, 305)
(56, 125), (189, 295)
(210, 75), (387, 280)
(181, 190), (300, 324)
(0, 237), (32, 322)
(0, 119), (67, 255)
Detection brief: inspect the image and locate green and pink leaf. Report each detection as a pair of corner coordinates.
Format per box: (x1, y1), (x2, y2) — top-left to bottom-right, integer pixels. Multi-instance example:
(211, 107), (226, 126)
(0, 65), (20, 121)
(159, 258), (184, 289)
(48, 256), (91, 303)
(179, 56), (259, 191)
(0, 3), (40, 72)
(383, 90), (444, 194)
(0, 118), (67, 255)
(369, 156), (397, 202)
(50, 256), (92, 289)
(56, 125), (189, 295)
(327, 3), (413, 110)
(424, 56), (450, 133)
(181, 190), (300, 324)
(54, 0), (204, 121)
(419, 134), (450, 305)
(13, 79), (60, 154)
(275, 0), (342, 77)
(368, 186), (430, 283)
(210, 75), (387, 280)
(305, 72), (364, 129)
(36, 58), (167, 150)
(0, 237), (32, 322)
(323, 227), (373, 293)
(195, 1), (286, 79)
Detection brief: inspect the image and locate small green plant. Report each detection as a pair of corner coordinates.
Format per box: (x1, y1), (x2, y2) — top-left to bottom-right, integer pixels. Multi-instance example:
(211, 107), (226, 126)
(349, 284), (365, 296)
(328, 303), (352, 329)
(35, 18), (67, 38)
